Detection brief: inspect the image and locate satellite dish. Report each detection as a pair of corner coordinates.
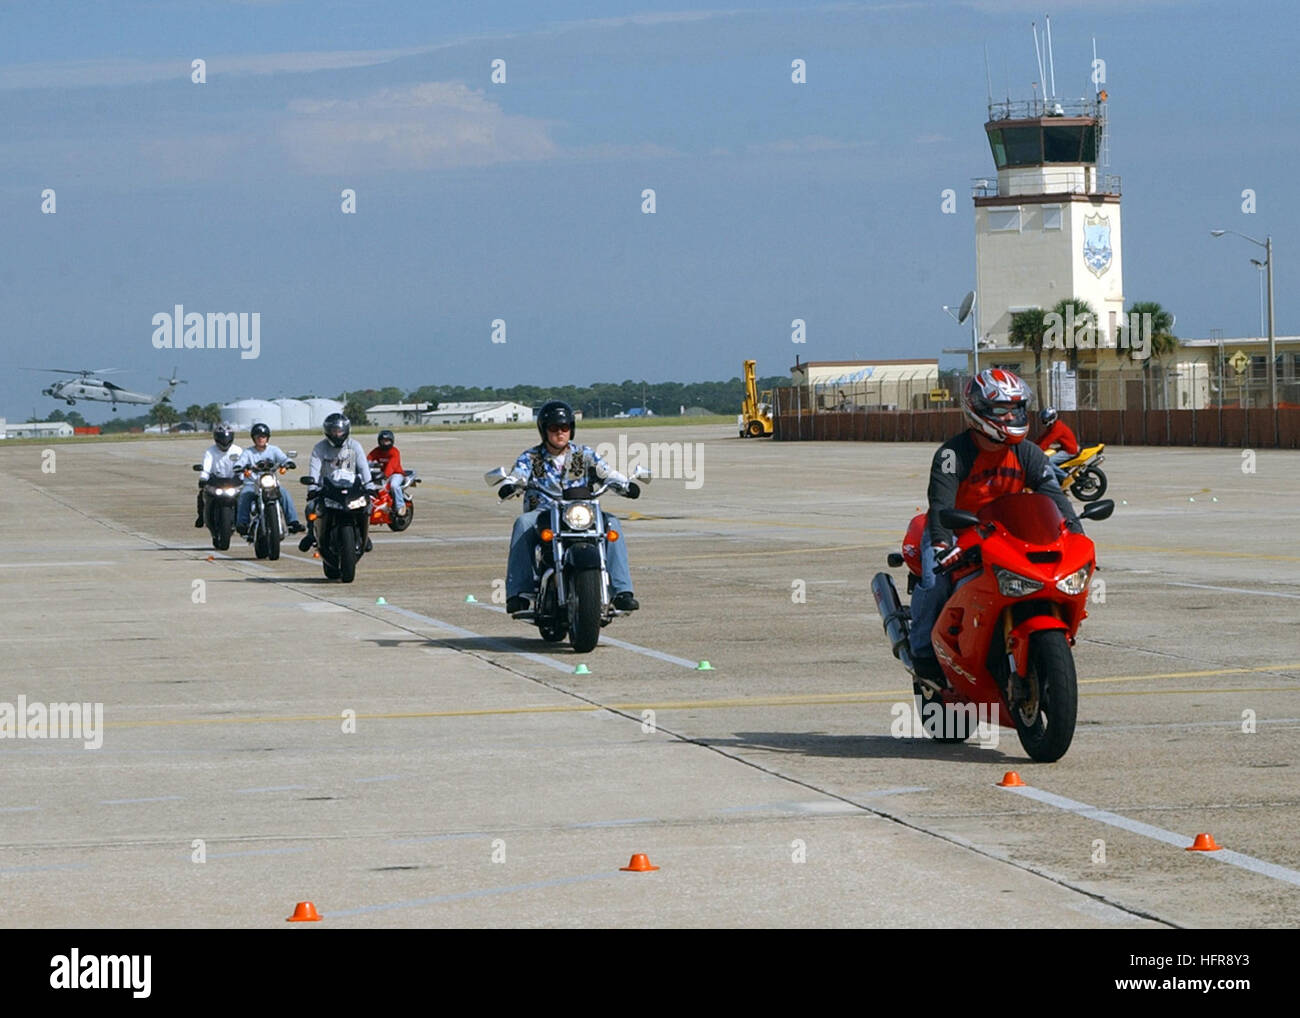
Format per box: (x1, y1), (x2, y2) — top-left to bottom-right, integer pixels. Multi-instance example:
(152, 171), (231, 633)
(956, 290), (976, 324)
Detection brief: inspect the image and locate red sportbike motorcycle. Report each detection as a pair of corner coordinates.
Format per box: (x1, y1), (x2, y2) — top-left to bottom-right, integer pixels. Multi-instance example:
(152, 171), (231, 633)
(368, 466), (420, 532)
(872, 493), (1114, 762)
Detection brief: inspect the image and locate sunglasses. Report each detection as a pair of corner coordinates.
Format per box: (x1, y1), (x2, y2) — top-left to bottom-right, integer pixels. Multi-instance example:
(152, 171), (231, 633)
(546, 424), (572, 433)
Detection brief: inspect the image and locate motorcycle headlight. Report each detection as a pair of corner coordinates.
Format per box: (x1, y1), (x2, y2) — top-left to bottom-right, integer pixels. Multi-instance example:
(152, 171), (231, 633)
(1056, 563), (1093, 595)
(563, 504), (594, 530)
(995, 568), (1044, 598)
(218, 486), (239, 497)
(259, 474), (276, 489)
(347, 496), (368, 510)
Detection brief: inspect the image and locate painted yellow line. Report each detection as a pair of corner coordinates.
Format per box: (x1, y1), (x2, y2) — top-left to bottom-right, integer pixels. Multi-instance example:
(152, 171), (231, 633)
(101, 665), (1300, 730)
(1079, 663), (1300, 684)
(1102, 543), (1300, 563)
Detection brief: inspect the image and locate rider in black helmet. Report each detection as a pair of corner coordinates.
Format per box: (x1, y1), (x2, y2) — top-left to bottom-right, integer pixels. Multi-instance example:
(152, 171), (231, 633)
(195, 422), (241, 527)
(499, 400), (641, 614)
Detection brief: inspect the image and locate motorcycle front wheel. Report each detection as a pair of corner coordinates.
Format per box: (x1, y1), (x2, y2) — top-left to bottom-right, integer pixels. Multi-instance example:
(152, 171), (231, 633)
(537, 580), (565, 642)
(1013, 630), (1078, 763)
(568, 569), (603, 653)
(337, 523), (357, 583)
(387, 501), (413, 532)
(213, 504), (234, 551)
(1071, 467), (1107, 501)
(267, 504), (282, 561)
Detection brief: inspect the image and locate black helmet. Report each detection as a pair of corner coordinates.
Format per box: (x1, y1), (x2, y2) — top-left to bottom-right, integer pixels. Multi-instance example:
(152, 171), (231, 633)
(377, 429), (395, 448)
(323, 413), (351, 449)
(213, 422), (235, 450)
(536, 400), (576, 444)
(250, 422), (271, 441)
(1040, 407), (1058, 427)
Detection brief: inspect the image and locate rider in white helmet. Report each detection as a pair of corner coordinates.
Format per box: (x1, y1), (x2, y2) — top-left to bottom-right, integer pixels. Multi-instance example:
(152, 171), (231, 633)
(908, 369), (1082, 682)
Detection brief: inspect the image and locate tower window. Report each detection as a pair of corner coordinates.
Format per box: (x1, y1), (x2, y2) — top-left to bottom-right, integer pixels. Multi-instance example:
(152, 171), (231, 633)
(1043, 205), (1062, 230)
(988, 208), (1021, 232)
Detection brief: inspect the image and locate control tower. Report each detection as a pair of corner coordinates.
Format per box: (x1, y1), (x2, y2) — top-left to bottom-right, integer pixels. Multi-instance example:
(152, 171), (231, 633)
(973, 89), (1124, 378)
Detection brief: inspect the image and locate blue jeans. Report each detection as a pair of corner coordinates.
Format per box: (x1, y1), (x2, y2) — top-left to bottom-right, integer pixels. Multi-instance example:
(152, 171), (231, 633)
(506, 509), (632, 598)
(388, 474), (406, 513)
(238, 488), (299, 528)
(1049, 449), (1073, 482)
(908, 529), (952, 661)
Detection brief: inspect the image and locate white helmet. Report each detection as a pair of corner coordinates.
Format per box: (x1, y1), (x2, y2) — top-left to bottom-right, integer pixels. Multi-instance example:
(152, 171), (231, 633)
(963, 369), (1033, 444)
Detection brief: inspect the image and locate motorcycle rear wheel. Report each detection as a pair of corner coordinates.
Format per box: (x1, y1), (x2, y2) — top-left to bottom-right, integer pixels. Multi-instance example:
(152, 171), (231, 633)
(1071, 467), (1107, 501)
(1013, 630), (1078, 763)
(568, 569), (602, 653)
(914, 682), (978, 743)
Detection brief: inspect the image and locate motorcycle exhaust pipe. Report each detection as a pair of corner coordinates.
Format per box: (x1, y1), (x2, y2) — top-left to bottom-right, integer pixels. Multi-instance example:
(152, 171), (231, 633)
(871, 572), (915, 675)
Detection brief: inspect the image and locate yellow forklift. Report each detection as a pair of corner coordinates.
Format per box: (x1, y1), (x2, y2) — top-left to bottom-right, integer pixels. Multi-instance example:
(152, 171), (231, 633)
(739, 359), (773, 437)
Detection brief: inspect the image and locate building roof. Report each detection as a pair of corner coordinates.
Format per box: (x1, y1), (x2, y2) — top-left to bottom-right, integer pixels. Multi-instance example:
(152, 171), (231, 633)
(424, 401), (529, 414)
(365, 402), (430, 413)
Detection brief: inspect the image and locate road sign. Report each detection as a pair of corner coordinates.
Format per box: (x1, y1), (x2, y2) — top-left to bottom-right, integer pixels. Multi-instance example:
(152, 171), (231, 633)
(929, 389), (951, 402)
(1228, 350), (1249, 375)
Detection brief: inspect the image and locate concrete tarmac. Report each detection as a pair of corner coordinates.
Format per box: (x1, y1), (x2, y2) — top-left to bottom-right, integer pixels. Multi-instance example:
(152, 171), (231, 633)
(1, 426), (1296, 928)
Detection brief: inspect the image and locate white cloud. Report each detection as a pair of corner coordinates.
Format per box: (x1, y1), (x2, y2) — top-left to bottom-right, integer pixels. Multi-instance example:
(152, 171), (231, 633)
(280, 82), (559, 172)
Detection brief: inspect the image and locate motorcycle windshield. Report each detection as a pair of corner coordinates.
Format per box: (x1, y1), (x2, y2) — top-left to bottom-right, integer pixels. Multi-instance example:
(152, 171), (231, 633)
(978, 493), (1064, 545)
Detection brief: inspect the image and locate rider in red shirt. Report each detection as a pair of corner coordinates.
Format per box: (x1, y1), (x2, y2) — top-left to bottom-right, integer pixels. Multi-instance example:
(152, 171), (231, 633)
(367, 429), (408, 517)
(1035, 408), (1079, 482)
(908, 369), (1082, 682)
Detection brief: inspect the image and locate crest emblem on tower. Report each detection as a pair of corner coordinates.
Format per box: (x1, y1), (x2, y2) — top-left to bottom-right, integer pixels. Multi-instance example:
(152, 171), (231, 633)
(1083, 213), (1113, 277)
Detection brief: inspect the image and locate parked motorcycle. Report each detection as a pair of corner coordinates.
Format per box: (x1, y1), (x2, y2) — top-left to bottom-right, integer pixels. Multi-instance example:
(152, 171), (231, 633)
(242, 457), (295, 561)
(485, 464), (651, 653)
(192, 462), (240, 551)
(300, 475), (372, 583)
(368, 463), (420, 532)
(872, 493), (1114, 762)
(1057, 444), (1107, 502)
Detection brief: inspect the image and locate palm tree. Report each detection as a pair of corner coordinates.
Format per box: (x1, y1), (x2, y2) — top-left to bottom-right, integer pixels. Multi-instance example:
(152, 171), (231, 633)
(1116, 301), (1177, 408)
(1007, 308), (1050, 404)
(150, 403), (180, 432)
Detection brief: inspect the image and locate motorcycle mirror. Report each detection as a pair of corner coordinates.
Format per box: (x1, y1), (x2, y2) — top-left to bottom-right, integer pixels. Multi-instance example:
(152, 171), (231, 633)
(284, 460), (296, 469)
(632, 465), (653, 483)
(192, 464), (201, 471)
(1079, 499), (1115, 522)
(287, 450), (297, 458)
(939, 508), (981, 531)
(484, 467), (509, 486)
(300, 476), (316, 486)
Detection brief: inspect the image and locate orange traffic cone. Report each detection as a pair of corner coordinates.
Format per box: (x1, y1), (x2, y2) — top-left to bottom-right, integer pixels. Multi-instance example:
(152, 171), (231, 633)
(1186, 833), (1222, 852)
(620, 853), (659, 872)
(206, 555), (215, 561)
(997, 771), (1026, 787)
(286, 900), (322, 921)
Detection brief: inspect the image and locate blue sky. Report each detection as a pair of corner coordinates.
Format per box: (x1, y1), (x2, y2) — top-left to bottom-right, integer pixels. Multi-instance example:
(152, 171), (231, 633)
(3, 1), (1298, 421)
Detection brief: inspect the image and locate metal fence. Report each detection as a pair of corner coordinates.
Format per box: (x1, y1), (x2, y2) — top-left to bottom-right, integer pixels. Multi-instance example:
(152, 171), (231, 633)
(774, 404), (1300, 449)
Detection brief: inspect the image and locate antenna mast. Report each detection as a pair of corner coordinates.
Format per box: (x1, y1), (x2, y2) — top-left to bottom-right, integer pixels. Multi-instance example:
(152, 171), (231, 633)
(1031, 21), (1046, 112)
(1046, 14), (1057, 98)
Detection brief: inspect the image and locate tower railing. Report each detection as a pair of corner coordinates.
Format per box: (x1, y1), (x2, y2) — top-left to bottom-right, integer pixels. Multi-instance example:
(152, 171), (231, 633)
(987, 97), (1101, 121)
(971, 173), (1121, 198)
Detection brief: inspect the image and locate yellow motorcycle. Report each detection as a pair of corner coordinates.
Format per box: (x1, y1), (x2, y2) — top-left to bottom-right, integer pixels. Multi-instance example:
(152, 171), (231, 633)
(1057, 444), (1107, 502)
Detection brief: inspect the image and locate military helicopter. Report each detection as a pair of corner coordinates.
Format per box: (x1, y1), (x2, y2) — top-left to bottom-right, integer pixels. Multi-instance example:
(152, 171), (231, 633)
(34, 367), (186, 410)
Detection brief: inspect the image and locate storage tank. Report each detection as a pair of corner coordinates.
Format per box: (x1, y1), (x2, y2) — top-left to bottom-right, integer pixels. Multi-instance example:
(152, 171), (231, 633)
(222, 399), (282, 432)
(304, 398), (345, 429)
(274, 399), (312, 431)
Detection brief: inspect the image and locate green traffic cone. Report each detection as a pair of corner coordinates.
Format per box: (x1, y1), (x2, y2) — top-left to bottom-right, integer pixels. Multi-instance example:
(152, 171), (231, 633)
(573, 664), (590, 675)
(696, 660), (714, 671)
(465, 594), (478, 603)
(375, 597), (387, 605)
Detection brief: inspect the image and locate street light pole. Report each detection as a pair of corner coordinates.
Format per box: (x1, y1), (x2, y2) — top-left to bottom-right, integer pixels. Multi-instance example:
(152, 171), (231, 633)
(1212, 229), (1278, 440)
